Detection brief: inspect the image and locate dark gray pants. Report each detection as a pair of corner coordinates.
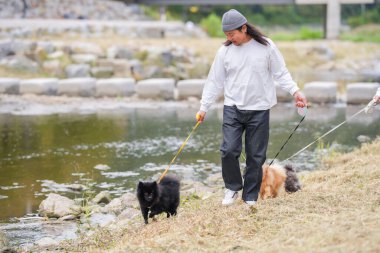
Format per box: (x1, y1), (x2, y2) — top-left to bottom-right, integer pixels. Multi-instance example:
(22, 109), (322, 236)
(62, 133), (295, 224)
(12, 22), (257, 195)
(221, 105), (269, 201)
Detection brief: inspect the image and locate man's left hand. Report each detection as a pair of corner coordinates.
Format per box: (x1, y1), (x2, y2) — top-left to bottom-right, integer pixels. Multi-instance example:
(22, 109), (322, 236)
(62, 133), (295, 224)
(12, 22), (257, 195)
(293, 91), (307, 108)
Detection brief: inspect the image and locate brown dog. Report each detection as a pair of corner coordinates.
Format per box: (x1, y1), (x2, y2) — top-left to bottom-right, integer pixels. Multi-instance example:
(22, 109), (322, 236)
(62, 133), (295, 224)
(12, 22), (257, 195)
(259, 164), (302, 200)
(259, 164), (287, 200)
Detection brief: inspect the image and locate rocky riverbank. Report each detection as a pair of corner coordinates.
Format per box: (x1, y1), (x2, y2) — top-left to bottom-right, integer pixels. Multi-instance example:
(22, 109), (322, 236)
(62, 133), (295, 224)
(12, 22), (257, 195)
(3, 138), (379, 252)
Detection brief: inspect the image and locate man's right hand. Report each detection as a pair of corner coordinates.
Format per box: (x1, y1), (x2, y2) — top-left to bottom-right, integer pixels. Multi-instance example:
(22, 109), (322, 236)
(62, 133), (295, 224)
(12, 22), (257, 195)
(196, 111), (206, 122)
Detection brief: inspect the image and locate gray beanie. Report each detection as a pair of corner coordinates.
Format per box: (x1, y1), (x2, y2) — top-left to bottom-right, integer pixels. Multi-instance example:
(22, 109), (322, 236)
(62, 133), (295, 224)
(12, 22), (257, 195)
(222, 9), (247, 32)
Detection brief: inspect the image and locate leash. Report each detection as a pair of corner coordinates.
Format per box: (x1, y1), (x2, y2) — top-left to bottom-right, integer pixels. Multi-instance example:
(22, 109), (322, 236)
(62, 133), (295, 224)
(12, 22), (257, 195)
(157, 121), (201, 184)
(284, 105), (369, 162)
(240, 107), (307, 164)
(268, 107), (307, 165)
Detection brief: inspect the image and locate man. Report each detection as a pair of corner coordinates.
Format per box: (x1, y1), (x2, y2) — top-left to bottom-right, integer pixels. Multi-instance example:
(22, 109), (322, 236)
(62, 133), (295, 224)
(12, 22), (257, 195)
(196, 9), (307, 206)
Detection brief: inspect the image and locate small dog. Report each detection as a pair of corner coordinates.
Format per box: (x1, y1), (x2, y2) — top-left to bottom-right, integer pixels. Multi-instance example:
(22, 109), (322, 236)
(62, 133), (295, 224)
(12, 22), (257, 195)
(136, 174), (180, 224)
(259, 163), (301, 200)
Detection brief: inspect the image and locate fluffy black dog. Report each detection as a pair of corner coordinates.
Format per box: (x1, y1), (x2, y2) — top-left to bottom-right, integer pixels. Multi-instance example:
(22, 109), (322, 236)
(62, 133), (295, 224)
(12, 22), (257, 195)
(136, 174), (180, 224)
(284, 164), (301, 193)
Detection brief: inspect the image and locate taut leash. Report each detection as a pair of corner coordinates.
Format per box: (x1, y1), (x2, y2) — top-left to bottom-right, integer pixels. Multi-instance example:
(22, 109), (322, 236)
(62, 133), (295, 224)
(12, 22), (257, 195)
(157, 121), (201, 184)
(240, 107), (307, 164)
(284, 106), (366, 162)
(269, 108), (307, 166)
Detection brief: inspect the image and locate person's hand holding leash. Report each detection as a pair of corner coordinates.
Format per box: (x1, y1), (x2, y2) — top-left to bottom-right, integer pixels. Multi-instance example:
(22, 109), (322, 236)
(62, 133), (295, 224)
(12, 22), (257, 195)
(293, 91), (307, 108)
(196, 111), (206, 122)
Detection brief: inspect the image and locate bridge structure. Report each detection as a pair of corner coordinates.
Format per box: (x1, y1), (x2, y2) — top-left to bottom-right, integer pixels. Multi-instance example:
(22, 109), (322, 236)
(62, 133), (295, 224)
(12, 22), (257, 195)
(123, 0), (376, 39)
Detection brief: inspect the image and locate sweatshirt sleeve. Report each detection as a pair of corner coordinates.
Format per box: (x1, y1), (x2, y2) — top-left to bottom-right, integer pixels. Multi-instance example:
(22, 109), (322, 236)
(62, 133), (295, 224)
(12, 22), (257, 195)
(200, 46), (226, 112)
(268, 39), (299, 96)
(377, 87), (380, 97)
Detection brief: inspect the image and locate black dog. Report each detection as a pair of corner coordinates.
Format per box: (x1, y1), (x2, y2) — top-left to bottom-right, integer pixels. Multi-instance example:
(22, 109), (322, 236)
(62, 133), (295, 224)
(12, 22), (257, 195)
(284, 164), (301, 193)
(136, 174), (180, 224)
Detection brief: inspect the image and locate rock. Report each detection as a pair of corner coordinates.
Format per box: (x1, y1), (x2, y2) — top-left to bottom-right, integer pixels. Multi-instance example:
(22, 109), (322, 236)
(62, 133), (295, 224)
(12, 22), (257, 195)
(0, 40), (14, 57)
(42, 60), (63, 76)
(70, 42), (103, 57)
(119, 192), (139, 209)
(107, 46), (133, 60)
(35, 237), (59, 248)
(58, 214), (77, 221)
(346, 82), (380, 104)
(303, 81), (337, 104)
(357, 135), (371, 143)
(117, 207), (140, 221)
(57, 77), (96, 97)
(0, 230), (10, 251)
(71, 54), (97, 64)
(47, 50), (64, 60)
(103, 198), (123, 214)
(91, 191), (111, 205)
(87, 213), (116, 227)
(39, 193), (81, 218)
(0, 78), (20, 94)
(19, 78), (58, 95)
(177, 79), (205, 100)
(37, 41), (55, 54)
(6, 56), (39, 72)
(65, 64), (90, 78)
(181, 181), (216, 200)
(136, 78), (175, 100)
(95, 78), (135, 97)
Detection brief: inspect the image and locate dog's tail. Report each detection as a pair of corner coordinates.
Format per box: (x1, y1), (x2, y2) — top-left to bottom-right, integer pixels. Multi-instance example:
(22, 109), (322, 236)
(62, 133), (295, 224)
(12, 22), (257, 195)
(284, 164), (302, 193)
(284, 164), (295, 172)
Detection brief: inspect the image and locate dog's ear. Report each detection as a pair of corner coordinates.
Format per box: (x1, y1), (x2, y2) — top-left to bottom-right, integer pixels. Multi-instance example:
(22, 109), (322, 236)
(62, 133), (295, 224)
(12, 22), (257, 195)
(138, 181), (143, 188)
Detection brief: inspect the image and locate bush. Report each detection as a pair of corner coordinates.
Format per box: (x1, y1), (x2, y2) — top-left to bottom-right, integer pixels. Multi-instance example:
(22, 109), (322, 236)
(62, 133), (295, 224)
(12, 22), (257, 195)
(200, 13), (225, 38)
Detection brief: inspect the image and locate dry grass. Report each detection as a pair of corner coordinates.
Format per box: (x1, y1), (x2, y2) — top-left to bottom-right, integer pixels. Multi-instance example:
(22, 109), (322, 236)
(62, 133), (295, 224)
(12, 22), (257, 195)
(61, 138), (380, 253)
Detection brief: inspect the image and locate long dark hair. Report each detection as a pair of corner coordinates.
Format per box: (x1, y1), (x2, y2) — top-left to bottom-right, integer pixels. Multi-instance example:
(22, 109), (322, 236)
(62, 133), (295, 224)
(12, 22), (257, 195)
(224, 23), (269, 46)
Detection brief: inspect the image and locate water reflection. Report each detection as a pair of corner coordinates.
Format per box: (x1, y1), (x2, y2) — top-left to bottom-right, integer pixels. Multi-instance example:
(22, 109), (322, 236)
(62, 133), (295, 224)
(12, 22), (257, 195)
(0, 105), (379, 224)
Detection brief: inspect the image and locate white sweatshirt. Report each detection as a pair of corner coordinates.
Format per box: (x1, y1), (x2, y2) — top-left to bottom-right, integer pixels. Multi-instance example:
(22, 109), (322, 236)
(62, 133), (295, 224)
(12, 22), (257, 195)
(377, 87), (380, 96)
(200, 38), (299, 112)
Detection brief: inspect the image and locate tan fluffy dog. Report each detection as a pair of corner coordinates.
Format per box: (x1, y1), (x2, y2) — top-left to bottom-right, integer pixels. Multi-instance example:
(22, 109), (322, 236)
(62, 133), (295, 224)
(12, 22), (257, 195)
(259, 164), (287, 200)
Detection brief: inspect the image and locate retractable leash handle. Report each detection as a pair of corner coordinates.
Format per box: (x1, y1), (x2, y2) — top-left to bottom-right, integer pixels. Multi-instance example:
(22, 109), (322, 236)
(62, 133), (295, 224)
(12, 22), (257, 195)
(364, 99), (377, 114)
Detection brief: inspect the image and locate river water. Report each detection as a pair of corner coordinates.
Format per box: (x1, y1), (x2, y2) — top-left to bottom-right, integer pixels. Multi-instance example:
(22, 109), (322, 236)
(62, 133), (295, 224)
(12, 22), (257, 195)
(0, 103), (379, 247)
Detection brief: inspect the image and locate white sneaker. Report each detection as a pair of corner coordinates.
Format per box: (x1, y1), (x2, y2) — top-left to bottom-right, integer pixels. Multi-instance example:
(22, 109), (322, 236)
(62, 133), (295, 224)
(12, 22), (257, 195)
(244, 200), (256, 206)
(222, 189), (238, 206)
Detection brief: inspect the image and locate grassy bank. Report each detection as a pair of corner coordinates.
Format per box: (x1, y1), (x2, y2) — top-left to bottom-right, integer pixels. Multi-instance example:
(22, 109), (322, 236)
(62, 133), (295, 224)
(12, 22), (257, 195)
(59, 138), (380, 253)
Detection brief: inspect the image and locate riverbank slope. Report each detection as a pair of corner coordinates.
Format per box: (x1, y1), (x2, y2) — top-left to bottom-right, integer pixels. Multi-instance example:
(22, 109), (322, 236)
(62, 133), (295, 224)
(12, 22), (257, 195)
(56, 138), (380, 253)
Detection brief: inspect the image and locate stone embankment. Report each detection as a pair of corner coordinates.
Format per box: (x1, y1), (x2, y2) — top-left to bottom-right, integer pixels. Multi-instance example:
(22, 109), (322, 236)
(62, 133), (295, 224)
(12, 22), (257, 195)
(0, 0), (143, 20)
(0, 39), (209, 80)
(0, 77), (378, 104)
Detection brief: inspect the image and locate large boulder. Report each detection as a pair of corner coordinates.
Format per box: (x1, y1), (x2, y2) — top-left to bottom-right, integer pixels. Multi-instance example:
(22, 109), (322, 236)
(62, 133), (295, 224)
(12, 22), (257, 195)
(0, 78), (20, 94)
(95, 78), (135, 97)
(19, 78), (58, 95)
(177, 79), (205, 100)
(303, 81), (337, 103)
(136, 78), (175, 100)
(58, 78), (96, 97)
(346, 82), (379, 104)
(39, 193), (81, 218)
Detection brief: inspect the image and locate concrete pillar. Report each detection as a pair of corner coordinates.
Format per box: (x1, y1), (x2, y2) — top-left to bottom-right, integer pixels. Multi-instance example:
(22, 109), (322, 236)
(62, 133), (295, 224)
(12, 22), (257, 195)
(326, 0), (341, 39)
